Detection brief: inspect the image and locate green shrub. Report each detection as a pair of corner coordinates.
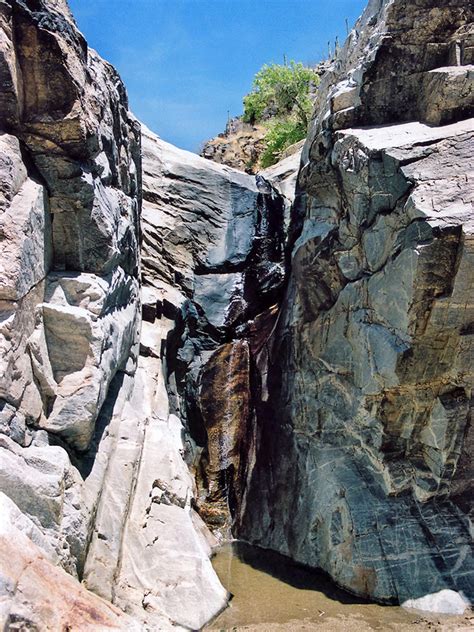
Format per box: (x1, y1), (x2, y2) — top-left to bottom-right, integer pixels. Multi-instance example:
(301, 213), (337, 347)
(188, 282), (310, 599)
(259, 118), (306, 168)
(242, 60), (318, 167)
(243, 61), (317, 128)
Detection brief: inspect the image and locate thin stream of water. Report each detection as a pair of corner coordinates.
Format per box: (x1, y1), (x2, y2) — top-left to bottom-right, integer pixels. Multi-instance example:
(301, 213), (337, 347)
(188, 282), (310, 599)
(205, 542), (473, 631)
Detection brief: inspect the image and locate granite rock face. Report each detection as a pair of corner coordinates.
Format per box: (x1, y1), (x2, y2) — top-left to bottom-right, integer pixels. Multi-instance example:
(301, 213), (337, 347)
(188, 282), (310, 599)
(0, 0), (144, 626)
(81, 126), (293, 627)
(0, 0), (141, 599)
(0, 0), (142, 454)
(0, 504), (142, 632)
(141, 126), (294, 536)
(0, 1), (226, 630)
(238, 0), (474, 607)
(81, 319), (228, 631)
(1, 0), (473, 626)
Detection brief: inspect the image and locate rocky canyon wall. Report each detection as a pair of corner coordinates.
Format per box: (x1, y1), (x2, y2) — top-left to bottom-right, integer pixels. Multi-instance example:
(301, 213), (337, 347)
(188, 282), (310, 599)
(141, 126), (297, 538)
(0, 2), (294, 627)
(0, 2), (229, 629)
(0, 0), (473, 628)
(238, 0), (474, 607)
(0, 0), (141, 580)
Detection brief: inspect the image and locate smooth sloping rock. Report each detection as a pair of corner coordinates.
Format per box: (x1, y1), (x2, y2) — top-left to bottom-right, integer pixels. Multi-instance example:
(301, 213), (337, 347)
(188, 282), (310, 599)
(141, 125), (259, 294)
(0, 519), (142, 631)
(83, 317), (228, 630)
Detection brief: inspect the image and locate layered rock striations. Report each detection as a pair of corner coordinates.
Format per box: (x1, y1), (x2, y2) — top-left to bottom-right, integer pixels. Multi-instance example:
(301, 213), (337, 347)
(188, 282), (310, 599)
(238, 0), (474, 607)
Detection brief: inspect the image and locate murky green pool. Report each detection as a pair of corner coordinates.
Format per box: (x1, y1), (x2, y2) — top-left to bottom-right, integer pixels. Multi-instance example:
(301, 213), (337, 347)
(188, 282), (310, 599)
(205, 542), (472, 631)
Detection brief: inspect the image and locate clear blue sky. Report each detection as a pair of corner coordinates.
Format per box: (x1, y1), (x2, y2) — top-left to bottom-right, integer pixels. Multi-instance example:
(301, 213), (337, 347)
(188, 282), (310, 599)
(69, 0), (367, 152)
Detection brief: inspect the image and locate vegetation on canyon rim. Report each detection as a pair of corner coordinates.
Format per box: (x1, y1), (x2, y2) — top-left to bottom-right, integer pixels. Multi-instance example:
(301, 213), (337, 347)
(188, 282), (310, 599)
(242, 60), (319, 167)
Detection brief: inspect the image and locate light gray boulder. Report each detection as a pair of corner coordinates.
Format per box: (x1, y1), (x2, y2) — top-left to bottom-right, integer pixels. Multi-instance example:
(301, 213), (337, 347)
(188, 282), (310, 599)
(0, 435), (88, 576)
(403, 589), (470, 615)
(31, 269), (141, 451)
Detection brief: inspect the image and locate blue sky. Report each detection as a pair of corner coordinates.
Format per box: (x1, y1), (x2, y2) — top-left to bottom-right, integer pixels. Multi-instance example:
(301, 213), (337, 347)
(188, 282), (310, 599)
(69, 0), (367, 152)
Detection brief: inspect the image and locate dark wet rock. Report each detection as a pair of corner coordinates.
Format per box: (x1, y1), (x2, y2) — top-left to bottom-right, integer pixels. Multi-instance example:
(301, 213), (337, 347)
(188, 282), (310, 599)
(196, 340), (252, 531)
(139, 127), (295, 536)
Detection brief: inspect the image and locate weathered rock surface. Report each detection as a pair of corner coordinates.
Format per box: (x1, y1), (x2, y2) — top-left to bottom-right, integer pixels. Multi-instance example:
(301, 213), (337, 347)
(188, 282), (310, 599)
(238, 0), (474, 607)
(201, 116), (267, 173)
(0, 508), (142, 631)
(0, 0), (149, 626)
(0, 1), (227, 630)
(0, 0), (142, 452)
(141, 126), (293, 538)
(1, 0), (473, 626)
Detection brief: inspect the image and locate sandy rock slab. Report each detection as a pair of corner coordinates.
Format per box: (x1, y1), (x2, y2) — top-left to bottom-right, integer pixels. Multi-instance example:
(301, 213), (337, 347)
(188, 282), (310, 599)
(0, 524), (142, 631)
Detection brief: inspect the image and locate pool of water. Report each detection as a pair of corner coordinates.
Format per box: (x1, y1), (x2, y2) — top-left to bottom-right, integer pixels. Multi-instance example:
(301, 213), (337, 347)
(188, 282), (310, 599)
(205, 542), (472, 631)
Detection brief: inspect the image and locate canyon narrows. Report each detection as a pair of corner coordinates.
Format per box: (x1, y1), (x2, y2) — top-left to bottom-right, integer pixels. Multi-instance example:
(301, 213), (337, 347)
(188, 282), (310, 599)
(0, 0), (473, 630)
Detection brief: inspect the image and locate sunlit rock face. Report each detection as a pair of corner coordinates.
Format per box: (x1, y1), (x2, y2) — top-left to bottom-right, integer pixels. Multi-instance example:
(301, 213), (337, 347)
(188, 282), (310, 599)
(0, 2), (227, 630)
(0, 0), (144, 627)
(0, 0), (140, 581)
(1, 0), (473, 627)
(238, 0), (474, 606)
(0, 500), (143, 632)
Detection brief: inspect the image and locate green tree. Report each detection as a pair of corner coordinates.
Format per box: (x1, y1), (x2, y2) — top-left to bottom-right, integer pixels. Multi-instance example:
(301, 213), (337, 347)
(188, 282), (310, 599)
(259, 119), (306, 168)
